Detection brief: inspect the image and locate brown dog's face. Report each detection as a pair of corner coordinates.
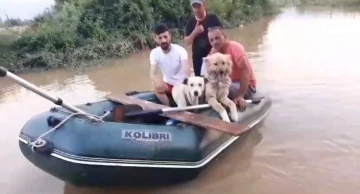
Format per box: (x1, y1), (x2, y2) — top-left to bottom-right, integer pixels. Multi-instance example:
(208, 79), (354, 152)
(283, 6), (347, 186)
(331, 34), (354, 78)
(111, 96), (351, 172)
(203, 53), (233, 76)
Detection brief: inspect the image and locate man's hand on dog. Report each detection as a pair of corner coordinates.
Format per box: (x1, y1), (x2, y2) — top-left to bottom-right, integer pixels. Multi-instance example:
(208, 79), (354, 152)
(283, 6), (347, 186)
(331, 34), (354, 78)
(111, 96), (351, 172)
(234, 96), (247, 112)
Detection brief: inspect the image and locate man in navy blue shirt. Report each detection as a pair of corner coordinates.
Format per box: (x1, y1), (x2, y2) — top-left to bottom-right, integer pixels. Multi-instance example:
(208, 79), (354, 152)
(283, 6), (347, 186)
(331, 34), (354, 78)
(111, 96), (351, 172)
(184, 0), (223, 76)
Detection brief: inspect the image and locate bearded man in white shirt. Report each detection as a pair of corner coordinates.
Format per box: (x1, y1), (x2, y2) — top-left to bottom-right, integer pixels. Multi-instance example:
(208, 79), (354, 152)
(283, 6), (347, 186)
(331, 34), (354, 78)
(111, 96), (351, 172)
(149, 23), (191, 106)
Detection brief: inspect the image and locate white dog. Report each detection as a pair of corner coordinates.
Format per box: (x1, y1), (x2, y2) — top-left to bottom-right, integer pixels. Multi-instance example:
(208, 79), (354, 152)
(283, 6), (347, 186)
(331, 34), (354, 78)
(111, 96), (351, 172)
(172, 76), (207, 108)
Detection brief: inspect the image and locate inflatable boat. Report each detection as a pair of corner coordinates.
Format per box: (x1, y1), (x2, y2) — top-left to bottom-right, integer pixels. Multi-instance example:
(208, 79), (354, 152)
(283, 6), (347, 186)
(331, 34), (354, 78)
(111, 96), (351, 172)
(17, 91), (271, 187)
(0, 66), (272, 187)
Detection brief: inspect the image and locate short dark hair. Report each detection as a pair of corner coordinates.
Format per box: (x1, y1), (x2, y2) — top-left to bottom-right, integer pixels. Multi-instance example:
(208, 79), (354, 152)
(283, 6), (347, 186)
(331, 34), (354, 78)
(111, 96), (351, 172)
(208, 26), (227, 38)
(208, 25), (224, 32)
(154, 23), (169, 35)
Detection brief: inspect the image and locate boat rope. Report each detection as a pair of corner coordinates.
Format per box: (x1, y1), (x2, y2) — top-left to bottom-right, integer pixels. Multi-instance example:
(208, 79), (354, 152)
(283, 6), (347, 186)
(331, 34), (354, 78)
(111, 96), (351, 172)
(28, 111), (111, 152)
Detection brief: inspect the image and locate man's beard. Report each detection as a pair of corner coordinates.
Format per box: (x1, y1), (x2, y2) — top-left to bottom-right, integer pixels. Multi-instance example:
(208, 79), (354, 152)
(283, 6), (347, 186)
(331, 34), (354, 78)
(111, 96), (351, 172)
(160, 42), (170, 50)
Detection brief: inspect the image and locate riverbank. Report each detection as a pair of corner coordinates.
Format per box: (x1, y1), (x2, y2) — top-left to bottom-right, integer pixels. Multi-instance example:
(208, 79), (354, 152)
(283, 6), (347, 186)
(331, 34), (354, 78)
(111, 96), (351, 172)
(0, 0), (279, 74)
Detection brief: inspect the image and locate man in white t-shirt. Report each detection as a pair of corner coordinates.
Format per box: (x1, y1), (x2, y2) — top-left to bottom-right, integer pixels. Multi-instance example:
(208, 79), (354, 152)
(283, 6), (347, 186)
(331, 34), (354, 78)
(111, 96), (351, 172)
(150, 23), (191, 106)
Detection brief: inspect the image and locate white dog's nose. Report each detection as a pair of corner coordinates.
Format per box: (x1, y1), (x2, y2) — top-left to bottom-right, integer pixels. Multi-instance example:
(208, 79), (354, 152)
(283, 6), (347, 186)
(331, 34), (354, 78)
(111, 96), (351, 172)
(194, 91), (199, 96)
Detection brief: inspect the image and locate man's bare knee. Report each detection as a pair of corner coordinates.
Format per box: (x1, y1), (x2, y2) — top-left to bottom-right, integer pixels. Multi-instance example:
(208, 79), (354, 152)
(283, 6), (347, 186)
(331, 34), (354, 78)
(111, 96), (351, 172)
(155, 93), (170, 106)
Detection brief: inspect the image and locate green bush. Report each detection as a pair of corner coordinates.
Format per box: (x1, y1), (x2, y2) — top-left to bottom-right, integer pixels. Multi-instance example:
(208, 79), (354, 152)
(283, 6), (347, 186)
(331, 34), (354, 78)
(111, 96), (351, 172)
(1, 0), (277, 73)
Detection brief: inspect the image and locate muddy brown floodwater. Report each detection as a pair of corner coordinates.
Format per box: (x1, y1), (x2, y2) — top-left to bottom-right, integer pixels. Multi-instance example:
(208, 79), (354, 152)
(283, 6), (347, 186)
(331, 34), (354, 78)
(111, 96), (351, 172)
(1, 5), (360, 194)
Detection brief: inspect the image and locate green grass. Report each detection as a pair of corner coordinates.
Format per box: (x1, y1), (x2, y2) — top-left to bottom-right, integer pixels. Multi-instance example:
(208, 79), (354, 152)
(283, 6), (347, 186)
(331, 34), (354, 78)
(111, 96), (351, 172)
(0, 33), (19, 47)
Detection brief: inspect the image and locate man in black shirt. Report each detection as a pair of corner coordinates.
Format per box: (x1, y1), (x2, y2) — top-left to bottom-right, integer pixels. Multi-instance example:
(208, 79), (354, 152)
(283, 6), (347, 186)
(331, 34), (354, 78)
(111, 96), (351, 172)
(184, 0), (223, 76)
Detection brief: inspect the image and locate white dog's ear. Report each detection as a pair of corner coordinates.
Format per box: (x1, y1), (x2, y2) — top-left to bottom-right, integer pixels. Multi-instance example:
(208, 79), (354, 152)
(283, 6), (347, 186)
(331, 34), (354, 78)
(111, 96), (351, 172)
(200, 75), (208, 84)
(182, 78), (188, 85)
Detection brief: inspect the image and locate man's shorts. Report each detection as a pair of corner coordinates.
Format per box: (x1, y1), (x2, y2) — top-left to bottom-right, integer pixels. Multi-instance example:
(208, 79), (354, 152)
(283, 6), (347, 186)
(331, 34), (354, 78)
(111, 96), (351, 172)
(165, 83), (174, 95)
(228, 82), (256, 100)
(164, 82), (178, 107)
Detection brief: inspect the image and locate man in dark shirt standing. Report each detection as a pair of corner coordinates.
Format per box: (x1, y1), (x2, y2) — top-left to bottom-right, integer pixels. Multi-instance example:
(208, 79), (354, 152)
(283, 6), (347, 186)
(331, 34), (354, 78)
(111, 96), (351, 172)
(184, 0), (223, 76)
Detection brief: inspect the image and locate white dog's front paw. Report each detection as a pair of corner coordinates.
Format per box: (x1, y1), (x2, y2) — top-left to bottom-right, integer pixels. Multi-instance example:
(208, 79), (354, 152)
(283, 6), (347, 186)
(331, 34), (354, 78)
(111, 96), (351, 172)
(220, 110), (231, 122)
(230, 111), (239, 122)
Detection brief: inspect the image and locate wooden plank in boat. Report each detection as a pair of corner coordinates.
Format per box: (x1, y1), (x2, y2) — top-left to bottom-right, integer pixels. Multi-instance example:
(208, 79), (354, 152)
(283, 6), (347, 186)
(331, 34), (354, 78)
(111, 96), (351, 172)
(106, 94), (250, 136)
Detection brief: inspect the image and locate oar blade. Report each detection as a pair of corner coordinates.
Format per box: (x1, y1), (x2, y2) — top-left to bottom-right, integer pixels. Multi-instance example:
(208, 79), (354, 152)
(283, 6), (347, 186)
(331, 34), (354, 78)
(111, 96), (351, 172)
(113, 104), (144, 122)
(125, 109), (163, 118)
(106, 94), (250, 136)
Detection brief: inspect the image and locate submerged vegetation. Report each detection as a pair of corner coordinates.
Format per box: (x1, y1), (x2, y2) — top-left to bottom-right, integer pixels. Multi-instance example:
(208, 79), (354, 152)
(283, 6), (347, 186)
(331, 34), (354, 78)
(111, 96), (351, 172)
(0, 0), (278, 73)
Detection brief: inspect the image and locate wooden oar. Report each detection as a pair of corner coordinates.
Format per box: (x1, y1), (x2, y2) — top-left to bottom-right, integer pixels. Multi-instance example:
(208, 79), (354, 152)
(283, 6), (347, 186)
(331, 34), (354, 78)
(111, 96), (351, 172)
(0, 66), (100, 121)
(106, 94), (258, 136)
(124, 98), (263, 118)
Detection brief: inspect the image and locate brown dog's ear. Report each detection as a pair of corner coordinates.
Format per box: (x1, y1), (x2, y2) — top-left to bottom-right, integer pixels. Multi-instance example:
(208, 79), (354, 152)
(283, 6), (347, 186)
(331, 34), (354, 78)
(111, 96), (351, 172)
(202, 57), (209, 64)
(224, 54), (233, 66)
(183, 78), (188, 85)
(224, 54), (232, 60)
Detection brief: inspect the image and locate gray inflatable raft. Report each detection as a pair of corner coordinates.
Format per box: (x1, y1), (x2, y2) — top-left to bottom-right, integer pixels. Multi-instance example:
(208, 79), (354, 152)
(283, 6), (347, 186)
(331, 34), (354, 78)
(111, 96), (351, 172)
(18, 91), (272, 187)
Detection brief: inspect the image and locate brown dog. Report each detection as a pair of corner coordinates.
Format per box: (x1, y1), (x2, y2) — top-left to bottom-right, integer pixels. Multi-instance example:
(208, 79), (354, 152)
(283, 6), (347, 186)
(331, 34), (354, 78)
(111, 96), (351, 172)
(202, 52), (238, 123)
